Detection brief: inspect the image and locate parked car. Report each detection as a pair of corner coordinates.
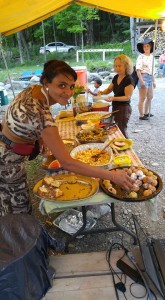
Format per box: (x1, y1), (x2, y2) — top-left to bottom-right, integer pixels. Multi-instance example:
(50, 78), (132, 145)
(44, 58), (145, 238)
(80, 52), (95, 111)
(39, 42), (78, 54)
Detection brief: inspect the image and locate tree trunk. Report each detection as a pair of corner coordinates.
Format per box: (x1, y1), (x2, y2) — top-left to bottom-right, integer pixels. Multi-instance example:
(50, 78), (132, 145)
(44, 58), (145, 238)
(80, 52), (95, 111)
(81, 21), (84, 63)
(16, 32), (24, 64)
(20, 31), (30, 61)
(87, 20), (94, 46)
(41, 21), (47, 62)
(130, 17), (136, 54)
(52, 18), (57, 43)
(108, 13), (114, 37)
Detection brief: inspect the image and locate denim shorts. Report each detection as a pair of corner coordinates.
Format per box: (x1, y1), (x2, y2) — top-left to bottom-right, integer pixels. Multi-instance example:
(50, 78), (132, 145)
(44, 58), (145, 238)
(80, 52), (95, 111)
(137, 73), (153, 88)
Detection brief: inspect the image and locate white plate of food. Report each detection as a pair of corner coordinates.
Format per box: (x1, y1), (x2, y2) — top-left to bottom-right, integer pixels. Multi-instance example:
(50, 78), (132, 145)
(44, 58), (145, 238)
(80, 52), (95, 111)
(70, 143), (113, 168)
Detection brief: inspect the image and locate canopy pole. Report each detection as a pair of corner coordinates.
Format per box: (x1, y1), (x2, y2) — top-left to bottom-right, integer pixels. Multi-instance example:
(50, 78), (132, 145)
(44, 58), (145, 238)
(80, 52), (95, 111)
(42, 21), (47, 62)
(149, 19), (158, 119)
(0, 35), (15, 99)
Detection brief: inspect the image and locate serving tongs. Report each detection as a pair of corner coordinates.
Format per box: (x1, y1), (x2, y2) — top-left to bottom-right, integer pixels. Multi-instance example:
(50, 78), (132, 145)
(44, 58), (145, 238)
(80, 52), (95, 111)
(99, 110), (119, 120)
(91, 138), (115, 161)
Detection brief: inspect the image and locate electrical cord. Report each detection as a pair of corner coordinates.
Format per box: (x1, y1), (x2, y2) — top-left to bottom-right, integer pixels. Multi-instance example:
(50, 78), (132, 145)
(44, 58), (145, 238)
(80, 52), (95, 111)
(106, 242), (128, 300)
(130, 282), (147, 299)
(106, 214), (158, 299)
(106, 242), (156, 300)
(127, 251), (157, 300)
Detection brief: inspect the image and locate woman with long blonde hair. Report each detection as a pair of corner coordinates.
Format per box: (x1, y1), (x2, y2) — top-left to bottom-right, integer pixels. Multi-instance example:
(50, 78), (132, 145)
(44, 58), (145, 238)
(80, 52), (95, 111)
(99, 54), (134, 138)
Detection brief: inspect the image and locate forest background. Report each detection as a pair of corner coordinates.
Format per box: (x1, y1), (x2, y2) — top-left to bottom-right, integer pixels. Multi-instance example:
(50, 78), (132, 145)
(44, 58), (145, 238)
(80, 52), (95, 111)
(0, 4), (143, 82)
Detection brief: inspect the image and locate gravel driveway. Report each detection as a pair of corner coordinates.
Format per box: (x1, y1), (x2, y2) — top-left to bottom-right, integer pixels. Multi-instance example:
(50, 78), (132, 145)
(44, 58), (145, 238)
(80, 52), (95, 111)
(29, 77), (165, 254)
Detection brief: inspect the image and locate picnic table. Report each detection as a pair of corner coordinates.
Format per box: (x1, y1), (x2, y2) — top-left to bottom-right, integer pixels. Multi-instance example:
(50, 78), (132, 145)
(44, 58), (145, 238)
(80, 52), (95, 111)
(39, 117), (144, 252)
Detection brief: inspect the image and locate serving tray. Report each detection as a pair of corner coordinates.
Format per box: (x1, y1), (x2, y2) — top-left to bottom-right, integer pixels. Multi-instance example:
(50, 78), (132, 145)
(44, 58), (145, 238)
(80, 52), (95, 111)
(33, 174), (99, 202)
(100, 167), (163, 202)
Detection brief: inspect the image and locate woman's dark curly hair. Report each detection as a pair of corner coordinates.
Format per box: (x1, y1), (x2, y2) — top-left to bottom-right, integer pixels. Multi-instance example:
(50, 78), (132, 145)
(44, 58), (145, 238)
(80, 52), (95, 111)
(40, 60), (77, 84)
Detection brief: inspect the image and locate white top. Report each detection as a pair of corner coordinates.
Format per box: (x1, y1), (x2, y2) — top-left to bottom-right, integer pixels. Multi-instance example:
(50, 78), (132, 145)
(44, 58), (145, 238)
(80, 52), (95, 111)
(93, 87), (100, 94)
(136, 54), (154, 75)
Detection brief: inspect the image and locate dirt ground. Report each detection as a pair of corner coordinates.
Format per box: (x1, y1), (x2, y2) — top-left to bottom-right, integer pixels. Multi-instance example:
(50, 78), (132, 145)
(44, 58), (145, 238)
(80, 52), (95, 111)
(28, 77), (165, 254)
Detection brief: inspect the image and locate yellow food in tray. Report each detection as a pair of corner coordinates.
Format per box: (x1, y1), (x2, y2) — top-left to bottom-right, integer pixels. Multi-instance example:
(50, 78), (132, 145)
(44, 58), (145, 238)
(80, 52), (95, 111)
(57, 110), (73, 118)
(113, 155), (132, 167)
(74, 148), (110, 166)
(75, 112), (106, 121)
(63, 139), (76, 153)
(56, 116), (75, 122)
(70, 143), (113, 167)
(55, 110), (74, 122)
(33, 174), (99, 201)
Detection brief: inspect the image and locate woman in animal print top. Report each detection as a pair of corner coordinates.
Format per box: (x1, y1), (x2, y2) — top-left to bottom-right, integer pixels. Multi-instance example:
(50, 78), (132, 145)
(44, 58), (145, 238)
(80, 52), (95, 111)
(0, 60), (133, 216)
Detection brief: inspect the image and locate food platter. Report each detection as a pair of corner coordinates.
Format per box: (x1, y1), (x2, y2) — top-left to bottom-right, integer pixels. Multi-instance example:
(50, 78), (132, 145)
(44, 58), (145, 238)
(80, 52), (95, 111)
(33, 174), (99, 202)
(41, 157), (63, 173)
(70, 143), (113, 167)
(111, 138), (133, 151)
(41, 156), (63, 173)
(76, 128), (109, 144)
(99, 167), (163, 202)
(41, 139), (76, 173)
(75, 111), (108, 121)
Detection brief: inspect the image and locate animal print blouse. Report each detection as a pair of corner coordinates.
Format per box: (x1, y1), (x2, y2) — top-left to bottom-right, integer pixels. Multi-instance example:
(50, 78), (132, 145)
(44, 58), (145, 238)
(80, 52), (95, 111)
(5, 85), (55, 142)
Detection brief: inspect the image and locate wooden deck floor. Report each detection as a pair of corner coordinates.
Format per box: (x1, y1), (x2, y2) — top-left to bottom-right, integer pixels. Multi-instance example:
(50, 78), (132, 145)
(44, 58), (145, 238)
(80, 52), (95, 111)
(43, 249), (163, 300)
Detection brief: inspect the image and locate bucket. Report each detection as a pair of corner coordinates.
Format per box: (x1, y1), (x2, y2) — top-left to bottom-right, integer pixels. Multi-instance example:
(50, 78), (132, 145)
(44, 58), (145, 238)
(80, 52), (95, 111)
(73, 66), (87, 87)
(92, 102), (110, 112)
(0, 90), (9, 106)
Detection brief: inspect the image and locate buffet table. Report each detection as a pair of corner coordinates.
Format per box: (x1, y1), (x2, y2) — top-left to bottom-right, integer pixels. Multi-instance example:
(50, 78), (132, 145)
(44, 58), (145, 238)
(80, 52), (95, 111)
(40, 119), (143, 252)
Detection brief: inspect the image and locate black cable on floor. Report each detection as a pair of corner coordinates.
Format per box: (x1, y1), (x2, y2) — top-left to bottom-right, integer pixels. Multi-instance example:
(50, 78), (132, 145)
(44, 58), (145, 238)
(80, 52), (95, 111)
(105, 241), (158, 300)
(106, 242), (127, 300)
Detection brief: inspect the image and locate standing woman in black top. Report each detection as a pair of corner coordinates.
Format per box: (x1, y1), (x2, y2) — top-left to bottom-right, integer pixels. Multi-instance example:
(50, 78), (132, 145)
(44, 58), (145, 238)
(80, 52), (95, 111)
(99, 54), (134, 138)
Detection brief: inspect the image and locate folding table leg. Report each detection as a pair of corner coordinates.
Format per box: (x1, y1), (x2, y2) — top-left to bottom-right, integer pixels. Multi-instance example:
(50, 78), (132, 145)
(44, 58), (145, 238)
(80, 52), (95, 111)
(64, 206), (87, 253)
(64, 204), (137, 253)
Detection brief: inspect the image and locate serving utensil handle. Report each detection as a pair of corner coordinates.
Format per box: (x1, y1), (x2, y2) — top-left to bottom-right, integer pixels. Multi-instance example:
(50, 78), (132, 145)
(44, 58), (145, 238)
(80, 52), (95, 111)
(100, 138), (115, 154)
(100, 110), (119, 120)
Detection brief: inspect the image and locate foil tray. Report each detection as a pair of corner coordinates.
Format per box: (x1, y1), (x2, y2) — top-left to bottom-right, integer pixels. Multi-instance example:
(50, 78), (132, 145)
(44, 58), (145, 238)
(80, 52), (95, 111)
(53, 209), (96, 237)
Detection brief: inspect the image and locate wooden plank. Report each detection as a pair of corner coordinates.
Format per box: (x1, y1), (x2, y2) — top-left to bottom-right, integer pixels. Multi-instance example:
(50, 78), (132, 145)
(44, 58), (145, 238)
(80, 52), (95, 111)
(44, 287), (117, 300)
(43, 275), (148, 300)
(46, 250), (163, 300)
(49, 250), (129, 277)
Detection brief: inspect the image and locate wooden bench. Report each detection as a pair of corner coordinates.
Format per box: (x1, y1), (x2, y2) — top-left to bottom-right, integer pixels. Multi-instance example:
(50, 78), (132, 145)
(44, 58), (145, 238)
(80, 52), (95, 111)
(43, 249), (162, 300)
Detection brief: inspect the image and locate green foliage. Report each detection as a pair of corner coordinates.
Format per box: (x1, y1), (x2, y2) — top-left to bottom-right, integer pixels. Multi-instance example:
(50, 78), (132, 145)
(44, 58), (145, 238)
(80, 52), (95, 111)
(55, 4), (99, 34)
(34, 18), (55, 43)
(0, 41), (133, 82)
(73, 85), (86, 102)
(1, 9), (131, 63)
(83, 60), (113, 72)
(76, 40), (132, 62)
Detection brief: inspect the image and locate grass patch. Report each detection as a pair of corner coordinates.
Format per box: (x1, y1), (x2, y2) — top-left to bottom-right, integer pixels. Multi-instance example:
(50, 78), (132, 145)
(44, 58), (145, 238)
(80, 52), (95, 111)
(0, 41), (134, 82)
